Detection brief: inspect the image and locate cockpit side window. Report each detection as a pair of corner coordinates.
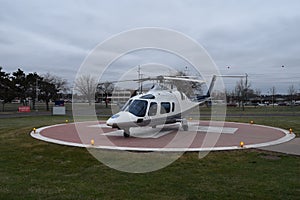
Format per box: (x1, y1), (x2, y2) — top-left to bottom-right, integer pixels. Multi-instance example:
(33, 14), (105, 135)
(160, 102), (171, 114)
(121, 99), (132, 111)
(148, 102), (157, 116)
(128, 100), (148, 117)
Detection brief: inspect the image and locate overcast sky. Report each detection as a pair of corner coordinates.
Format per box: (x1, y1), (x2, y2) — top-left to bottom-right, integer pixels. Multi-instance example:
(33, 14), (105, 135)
(0, 0), (299, 94)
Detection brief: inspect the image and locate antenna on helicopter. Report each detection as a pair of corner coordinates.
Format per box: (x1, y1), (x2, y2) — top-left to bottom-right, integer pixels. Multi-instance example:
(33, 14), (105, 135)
(184, 66), (189, 75)
(137, 65), (143, 94)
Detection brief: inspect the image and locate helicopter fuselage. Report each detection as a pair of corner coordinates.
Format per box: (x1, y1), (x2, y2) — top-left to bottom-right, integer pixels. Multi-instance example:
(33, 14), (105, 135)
(106, 87), (199, 135)
(105, 74), (245, 137)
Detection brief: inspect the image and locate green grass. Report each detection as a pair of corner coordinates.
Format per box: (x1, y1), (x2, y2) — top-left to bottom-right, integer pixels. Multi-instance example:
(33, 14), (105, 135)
(199, 105), (300, 115)
(0, 111), (300, 199)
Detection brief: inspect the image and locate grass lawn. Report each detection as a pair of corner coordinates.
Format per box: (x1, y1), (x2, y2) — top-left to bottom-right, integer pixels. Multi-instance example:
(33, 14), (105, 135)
(197, 105), (300, 116)
(0, 110), (300, 199)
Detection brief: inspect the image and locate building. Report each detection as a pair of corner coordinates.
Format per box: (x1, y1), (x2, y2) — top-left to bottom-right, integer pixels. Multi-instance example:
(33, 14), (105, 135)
(110, 90), (132, 105)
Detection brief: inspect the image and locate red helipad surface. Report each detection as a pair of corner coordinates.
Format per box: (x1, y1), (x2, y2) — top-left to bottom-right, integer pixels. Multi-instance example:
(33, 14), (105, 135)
(31, 120), (295, 151)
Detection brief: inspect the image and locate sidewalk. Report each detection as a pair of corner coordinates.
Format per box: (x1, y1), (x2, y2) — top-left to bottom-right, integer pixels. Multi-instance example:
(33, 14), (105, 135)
(0, 111), (71, 118)
(259, 138), (300, 156)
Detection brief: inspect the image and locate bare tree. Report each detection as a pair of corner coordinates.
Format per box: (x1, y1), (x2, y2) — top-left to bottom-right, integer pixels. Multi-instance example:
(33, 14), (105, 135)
(41, 73), (69, 110)
(254, 88), (262, 104)
(74, 75), (97, 106)
(288, 85), (297, 106)
(235, 78), (251, 111)
(270, 86), (276, 107)
(97, 81), (114, 108)
(43, 72), (69, 94)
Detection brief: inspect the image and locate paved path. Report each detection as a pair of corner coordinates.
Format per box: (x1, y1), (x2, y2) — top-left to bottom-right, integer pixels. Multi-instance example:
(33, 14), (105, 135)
(258, 138), (300, 156)
(0, 111), (73, 118)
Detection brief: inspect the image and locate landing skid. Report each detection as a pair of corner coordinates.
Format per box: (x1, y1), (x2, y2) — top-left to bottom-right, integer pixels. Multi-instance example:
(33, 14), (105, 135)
(181, 118), (188, 131)
(123, 128), (130, 138)
(122, 120), (188, 138)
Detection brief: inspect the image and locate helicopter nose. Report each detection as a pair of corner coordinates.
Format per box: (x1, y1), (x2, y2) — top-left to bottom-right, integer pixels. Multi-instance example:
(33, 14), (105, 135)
(106, 114), (120, 128)
(106, 112), (136, 128)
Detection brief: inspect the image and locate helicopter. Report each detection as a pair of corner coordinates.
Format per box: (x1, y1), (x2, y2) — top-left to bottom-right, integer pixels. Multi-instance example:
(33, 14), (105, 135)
(106, 75), (246, 137)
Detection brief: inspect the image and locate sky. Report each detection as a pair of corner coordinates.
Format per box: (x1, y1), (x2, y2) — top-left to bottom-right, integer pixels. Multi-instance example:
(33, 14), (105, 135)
(0, 0), (299, 94)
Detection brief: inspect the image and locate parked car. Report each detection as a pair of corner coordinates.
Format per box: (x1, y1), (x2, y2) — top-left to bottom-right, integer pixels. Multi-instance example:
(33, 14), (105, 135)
(278, 102), (287, 106)
(257, 103), (267, 107)
(227, 102), (238, 107)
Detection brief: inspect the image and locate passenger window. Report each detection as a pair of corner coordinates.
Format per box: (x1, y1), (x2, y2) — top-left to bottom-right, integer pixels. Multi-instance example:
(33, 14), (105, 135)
(148, 102), (157, 116)
(172, 102), (175, 112)
(160, 102), (170, 114)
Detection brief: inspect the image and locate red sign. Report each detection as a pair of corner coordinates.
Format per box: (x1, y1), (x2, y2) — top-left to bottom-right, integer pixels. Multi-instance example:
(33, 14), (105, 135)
(18, 106), (30, 112)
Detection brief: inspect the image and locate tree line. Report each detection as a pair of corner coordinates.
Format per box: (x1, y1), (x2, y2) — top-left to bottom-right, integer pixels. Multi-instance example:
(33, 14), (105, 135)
(3, 67), (297, 112)
(74, 74), (299, 110)
(226, 79), (298, 109)
(0, 67), (68, 111)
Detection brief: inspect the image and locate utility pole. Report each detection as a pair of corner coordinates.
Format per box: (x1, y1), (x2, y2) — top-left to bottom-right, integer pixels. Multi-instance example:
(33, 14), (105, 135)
(35, 78), (38, 111)
(242, 73), (248, 111)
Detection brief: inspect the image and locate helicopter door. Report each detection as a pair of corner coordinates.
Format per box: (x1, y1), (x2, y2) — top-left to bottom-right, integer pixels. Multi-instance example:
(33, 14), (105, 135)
(147, 102), (158, 127)
(148, 102), (158, 116)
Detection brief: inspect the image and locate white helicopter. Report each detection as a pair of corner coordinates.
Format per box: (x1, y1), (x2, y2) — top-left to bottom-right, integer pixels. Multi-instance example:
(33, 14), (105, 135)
(106, 75), (245, 137)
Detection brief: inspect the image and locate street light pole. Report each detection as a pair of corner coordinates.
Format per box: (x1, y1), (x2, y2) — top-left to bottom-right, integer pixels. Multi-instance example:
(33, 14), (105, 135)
(35, 78), (38, 111)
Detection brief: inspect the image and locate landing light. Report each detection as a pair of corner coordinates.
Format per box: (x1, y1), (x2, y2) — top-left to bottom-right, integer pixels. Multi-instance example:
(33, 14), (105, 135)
(240, 141), (244, 148)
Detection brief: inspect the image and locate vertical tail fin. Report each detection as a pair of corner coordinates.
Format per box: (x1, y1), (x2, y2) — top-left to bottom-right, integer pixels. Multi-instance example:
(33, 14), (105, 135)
(206, 75), (217, 97)
(206, 75), (248, 97)
(196, 74), (247, 103)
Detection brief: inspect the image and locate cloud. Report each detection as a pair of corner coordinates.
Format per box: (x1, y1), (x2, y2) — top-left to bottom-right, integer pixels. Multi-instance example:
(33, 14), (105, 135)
(0, 0), (299, 93)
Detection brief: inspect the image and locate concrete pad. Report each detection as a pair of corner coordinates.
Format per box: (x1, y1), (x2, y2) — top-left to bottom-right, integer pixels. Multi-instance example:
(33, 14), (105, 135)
(30, 120), (295, 152)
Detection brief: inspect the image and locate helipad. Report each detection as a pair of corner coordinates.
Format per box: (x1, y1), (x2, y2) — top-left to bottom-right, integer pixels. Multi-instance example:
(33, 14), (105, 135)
(30, 121), (295, 152)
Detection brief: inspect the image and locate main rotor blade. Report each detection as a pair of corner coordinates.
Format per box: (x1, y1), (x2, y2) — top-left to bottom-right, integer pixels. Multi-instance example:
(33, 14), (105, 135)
(217, 75), (247, 78)
(164, 76), (206, 84)
(100, 76), (206, 84)
(101, 77), (152, 84)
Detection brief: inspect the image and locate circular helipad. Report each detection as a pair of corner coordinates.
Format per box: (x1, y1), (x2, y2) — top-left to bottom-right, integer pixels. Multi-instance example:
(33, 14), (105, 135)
(30, 120), (295, 152)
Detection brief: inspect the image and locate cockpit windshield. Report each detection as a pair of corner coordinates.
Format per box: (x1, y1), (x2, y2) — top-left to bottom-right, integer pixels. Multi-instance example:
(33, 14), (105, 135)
(128, 100), (148, 117)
